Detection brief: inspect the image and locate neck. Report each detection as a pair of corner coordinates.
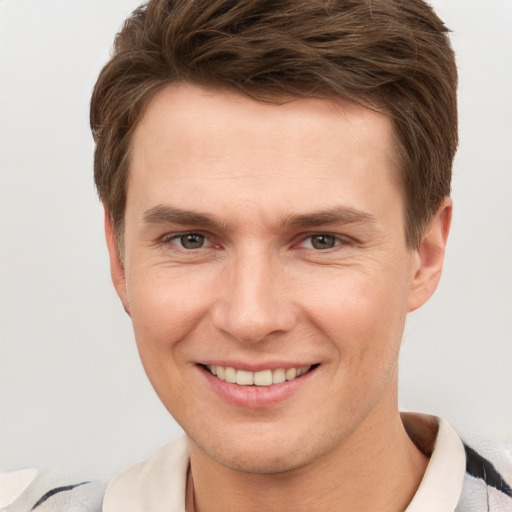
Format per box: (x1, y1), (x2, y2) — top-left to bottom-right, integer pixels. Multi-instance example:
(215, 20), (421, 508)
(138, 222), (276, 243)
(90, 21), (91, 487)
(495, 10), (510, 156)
(186, 403), (428, 512)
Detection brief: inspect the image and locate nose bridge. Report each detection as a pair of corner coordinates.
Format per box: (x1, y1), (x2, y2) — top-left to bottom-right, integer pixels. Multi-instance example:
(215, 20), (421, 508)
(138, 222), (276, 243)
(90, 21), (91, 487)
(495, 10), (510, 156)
(212, 244), (295, 343)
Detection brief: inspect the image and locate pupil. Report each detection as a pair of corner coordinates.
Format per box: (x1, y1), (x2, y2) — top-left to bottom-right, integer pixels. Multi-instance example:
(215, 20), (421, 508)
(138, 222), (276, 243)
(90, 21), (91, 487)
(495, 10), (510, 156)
(181, 234), (204, 249)
(312, 234), (335, 250)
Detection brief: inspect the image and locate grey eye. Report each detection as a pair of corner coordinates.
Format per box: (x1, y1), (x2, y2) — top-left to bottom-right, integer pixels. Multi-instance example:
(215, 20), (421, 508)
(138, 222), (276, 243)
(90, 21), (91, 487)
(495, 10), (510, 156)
(310, 234), (337, 250)
(179, 233), (205, 249)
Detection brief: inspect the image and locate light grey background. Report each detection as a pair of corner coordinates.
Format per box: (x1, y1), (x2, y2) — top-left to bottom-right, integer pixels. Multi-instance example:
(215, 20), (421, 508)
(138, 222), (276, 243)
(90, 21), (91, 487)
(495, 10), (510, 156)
(1, 0), (511, 476)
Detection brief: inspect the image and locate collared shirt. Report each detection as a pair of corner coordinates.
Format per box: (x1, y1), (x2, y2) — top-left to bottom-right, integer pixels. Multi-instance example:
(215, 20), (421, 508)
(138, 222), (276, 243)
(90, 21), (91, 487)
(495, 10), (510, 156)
(101, 413), (468, 512)
(4, 414), (512, 511)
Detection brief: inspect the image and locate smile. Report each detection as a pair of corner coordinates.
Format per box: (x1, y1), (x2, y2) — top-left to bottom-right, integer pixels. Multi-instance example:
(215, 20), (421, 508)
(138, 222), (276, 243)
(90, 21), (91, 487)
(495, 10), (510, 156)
(206, 365), (313, 386)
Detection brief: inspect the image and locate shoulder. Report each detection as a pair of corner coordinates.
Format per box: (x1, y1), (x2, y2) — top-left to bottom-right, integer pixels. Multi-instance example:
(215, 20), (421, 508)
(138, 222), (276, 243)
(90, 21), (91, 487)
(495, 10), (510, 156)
(102, 435), (189, 512)
(457, 442), (512, 511)
(2, 436), (189, 512)
(401, 412), (512, 511)
(2, 469), (106, 512)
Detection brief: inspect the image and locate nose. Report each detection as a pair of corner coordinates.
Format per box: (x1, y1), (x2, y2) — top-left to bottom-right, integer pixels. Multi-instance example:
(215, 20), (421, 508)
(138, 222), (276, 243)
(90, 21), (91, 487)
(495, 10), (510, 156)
(211, 248), (297, 343)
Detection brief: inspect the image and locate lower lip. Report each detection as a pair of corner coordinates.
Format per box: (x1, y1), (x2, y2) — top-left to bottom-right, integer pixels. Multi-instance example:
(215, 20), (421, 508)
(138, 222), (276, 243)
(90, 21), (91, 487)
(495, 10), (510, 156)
(199, 366), (316, 409)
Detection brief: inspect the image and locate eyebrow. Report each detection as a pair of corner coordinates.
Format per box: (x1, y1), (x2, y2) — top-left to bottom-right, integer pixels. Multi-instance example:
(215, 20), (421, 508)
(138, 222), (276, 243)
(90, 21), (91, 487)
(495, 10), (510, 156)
(143, 205), (226, 229)
(280, 207), (377, 229)
(142, 204), (377, 230)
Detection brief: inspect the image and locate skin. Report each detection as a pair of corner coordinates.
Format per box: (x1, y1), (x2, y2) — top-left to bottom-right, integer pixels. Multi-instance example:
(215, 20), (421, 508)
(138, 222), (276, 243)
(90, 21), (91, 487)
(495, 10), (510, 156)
(106, 83), (452, 512)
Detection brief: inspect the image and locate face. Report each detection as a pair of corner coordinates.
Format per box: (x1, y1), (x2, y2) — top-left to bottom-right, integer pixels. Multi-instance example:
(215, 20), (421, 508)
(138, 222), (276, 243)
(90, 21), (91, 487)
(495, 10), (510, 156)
(107, 84), (448, 474)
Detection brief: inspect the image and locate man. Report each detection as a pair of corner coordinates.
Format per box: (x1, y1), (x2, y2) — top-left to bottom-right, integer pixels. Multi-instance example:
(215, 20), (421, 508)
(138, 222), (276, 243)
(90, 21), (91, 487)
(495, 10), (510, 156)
(5, 0), (511, 511)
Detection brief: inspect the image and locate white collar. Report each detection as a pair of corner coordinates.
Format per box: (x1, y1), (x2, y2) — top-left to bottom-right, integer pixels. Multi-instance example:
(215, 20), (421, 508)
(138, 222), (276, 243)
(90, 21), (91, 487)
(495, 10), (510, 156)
(0, 468), (38, 510)
(103, 436), (189, 512)
(103, 414), (466, 512)
(402, 413), (466, 512)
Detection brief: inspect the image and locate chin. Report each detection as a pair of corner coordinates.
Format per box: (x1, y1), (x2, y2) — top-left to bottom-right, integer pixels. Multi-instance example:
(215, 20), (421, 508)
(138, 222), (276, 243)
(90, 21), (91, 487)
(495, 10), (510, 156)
(201, 441), (314, 474)
(188, 422), (346, 475)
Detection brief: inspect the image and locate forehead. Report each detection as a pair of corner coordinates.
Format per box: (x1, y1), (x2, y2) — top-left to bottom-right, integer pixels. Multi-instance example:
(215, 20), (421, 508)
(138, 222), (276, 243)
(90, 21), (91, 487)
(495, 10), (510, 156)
(132, 84), (397, 167)
(127, 83), (401, 224)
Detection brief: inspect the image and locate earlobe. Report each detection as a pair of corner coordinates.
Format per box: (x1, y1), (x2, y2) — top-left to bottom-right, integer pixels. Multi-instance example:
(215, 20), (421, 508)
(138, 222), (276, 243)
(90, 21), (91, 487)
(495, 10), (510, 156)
(104, 209), (131, 316)
(407, 197), (452, 312)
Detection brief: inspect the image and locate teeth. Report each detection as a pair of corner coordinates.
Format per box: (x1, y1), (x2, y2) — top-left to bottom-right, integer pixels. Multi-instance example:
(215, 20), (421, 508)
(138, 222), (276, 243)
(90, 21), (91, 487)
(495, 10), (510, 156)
(272, 368), (286, 384)
(236, 370), (254, 386)
(207, 365), (312, 386)
(296, 365), (310, 377)
(253, 369), (272, 386)
(225, 367), (237, 383)
(285, 368), (297, 381)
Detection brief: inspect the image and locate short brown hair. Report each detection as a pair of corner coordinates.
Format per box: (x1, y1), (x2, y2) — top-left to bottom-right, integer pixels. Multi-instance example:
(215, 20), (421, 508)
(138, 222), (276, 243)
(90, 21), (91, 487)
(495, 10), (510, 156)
(91, 0), (457, 249)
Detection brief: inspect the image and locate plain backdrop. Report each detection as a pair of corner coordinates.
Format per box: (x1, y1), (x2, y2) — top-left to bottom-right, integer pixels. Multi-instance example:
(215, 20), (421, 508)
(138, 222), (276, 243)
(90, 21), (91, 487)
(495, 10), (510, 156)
(1, 0), (511, 477)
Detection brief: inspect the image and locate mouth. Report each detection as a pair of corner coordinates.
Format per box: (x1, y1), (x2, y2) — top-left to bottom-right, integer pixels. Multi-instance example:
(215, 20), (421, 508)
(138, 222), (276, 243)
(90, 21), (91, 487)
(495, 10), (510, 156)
(202, 364), (319, 387)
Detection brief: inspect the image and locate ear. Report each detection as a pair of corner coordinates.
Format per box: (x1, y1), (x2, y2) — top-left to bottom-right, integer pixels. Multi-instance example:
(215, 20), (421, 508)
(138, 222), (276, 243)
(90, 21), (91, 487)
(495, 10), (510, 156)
(104, 209), (131, 316)
(407, 197), (452, 312)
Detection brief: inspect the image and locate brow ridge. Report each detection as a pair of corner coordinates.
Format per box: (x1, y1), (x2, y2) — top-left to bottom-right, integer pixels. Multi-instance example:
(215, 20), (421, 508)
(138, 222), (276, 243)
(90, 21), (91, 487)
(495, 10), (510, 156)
(142, 204), (376, 230)
(143, 205), (224, 229)
(280, 207), (377, 229)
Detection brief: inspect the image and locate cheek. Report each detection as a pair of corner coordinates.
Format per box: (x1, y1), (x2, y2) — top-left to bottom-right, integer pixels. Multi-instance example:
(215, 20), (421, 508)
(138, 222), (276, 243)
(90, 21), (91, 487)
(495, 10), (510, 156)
(302, 271), (408, 422)
(126, 267), (213, 358)
(125, 269), (214, 415)
(300, 266), (408, 362)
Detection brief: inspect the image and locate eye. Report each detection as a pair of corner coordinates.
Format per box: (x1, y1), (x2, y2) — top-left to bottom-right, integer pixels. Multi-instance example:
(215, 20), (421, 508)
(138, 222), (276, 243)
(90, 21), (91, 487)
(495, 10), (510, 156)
(169, 233), (207, 250)
(299, 233), (348, 250)
(309, 234), (337, 250)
